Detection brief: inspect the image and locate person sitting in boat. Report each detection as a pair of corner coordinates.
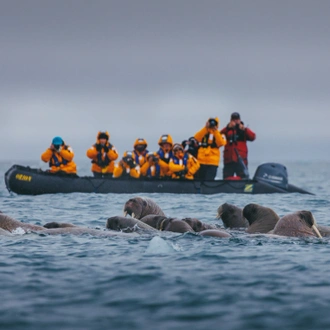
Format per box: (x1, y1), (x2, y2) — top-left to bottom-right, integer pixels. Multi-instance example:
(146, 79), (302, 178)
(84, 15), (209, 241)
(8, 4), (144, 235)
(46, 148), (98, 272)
(41, 136), (77, 175)
(220, 112), (256, 179)
(181, 137), (199, 158)
(194, 117), (227, 180)
(140, 152), (166, 179)
(132, 138), (149, 167)
(169, 143), (200, 180)
(113, 151), (140, 179)
(86, 131), (119, 177)
(156, 134), (174, 178)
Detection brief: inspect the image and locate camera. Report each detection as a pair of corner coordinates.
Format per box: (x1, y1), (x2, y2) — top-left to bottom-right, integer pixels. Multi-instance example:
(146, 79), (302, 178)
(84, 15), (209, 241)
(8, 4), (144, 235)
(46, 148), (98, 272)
(53, 144), (60, 150)
(208, 118), (217, 128)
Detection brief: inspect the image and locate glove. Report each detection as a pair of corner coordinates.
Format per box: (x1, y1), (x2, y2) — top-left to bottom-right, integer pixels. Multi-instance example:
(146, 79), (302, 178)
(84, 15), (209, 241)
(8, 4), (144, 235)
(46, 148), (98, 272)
(123, 157), (135, 169)
(103, 145), (109, 153)
(127, 159), (136, 169)
(95, 144), (102, 152)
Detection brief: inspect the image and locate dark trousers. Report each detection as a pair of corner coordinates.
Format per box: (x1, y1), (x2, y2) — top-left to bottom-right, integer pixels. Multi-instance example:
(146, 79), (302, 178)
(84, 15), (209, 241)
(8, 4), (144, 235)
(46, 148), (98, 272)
(195, 165), (218, 180)
(223, 162), (248, 179)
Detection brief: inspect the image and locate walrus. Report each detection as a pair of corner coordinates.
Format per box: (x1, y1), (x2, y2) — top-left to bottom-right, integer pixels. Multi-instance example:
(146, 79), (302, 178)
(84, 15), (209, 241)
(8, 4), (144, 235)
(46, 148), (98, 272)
(271, 211), (322, 238)
(0, 213), (45, 232)
(139, 215), (168, 229)
(0, 213), (133, 237)
(199, 229), (232, 238)
(243, 203), (280, 234)
(317, 225), (330, 237)
(44, 222), (78, 229)
(123, 196), (165, 219)
(158, 218), (195, 233)
(140, 215), (194, 233)
(106, 216), (157, 232)
(182, 217), (216, 232)
(216, 203), (249, 229)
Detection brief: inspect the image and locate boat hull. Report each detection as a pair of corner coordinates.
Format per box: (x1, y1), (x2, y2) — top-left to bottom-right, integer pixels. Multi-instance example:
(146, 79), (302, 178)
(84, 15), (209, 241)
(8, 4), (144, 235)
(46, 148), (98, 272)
(4, 165), (313, 195)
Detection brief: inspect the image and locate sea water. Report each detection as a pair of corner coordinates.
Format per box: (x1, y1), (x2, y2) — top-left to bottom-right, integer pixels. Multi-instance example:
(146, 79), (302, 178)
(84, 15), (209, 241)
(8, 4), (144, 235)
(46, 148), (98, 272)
(0, 160), (330, 330)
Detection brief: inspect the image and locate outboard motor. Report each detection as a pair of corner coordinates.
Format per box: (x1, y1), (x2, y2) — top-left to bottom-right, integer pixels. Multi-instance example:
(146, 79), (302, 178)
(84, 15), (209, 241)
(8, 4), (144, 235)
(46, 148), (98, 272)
(253, 163), (288, 190)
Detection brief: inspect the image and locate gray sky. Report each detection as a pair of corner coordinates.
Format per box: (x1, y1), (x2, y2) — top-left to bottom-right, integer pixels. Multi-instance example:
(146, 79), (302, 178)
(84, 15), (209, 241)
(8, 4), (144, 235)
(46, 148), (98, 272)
(1, 0), (329, 170)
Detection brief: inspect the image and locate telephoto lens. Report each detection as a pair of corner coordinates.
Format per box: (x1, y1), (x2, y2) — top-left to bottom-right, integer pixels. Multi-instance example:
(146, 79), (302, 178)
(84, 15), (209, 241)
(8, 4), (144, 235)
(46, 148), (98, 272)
(208, 118), (217, 127)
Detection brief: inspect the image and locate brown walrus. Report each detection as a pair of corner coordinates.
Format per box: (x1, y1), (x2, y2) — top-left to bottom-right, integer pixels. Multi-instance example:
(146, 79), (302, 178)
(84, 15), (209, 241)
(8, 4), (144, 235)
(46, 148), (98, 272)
(140, 215), (194, 233)
(44, 222), (78, 229)
(199, 229), (232, 238)
(123, 196), (165, 219)
(106, 216), (157, 232)
(0, 213), (133, 237)
(243, 203), (280, 234)
(271, 211), (322, 238)
(216, 203), (249, 229)
(0, 213), (45, 232)
(182, 217), (216, 232)
(317, 225), (330, 237)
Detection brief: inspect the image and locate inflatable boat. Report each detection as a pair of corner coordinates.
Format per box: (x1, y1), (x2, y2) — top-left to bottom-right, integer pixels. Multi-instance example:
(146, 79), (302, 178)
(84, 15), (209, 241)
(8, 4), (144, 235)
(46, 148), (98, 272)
(4, 163), (313, 195)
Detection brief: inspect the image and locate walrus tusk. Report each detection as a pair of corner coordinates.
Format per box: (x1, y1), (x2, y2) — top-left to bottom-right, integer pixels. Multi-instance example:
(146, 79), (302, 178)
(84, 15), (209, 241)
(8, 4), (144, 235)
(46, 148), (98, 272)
(216, 212), (222, 219)
(123, 211), (127, 217)
(311, 214), (322, 238)
(312, 224), (322, 238)
(132, 212), (136, 219)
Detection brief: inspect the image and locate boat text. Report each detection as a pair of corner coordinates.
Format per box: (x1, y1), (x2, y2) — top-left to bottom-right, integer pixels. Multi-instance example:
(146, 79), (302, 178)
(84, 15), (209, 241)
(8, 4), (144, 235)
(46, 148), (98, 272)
(15, 174), (32, 182)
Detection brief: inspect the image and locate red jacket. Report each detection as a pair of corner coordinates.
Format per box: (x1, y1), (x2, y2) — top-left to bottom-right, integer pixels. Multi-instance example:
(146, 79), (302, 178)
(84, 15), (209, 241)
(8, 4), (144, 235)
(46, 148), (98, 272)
(220, 124), (256, 165)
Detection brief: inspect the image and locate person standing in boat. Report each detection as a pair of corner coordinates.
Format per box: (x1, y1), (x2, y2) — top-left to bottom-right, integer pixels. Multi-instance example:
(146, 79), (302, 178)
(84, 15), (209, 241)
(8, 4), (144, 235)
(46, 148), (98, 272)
(41, 136), (77, 175)
(155, 134), (174, 178)
(220, 112), (256, 179)
(86, 131), (119, 177)
(113, 151), (140, 179)
(169, 143), (200, 180)
(193, 117), (227, 180)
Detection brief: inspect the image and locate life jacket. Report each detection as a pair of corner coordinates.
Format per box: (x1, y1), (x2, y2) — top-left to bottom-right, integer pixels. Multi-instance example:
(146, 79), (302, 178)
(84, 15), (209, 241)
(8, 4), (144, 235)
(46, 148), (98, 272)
(91, 143), (113, 167)
(49, 146), (69, 167)
(199, 133), (218, 149)
(172, 154), (189, 166)
(157, 149), (173, 164)
(133, 149), (149, 166)
(146, 163), (161, 178)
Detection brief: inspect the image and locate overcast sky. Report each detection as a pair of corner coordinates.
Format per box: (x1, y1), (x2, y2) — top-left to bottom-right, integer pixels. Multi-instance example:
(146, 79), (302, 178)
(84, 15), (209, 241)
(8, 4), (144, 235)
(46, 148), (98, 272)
(1, 0), (329, 172)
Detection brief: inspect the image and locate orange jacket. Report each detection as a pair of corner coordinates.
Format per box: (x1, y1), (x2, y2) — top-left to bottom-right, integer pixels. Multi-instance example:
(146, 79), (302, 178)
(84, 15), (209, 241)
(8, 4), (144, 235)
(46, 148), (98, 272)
(194, 119), (227, 166)
(41, 144), (77, 174)
(86, 136), (118, 174)
(113, 152), (140, 179)
(113, 162), (140, 179)
(140, 154), (167, 178)
(169, 154), (200, 180)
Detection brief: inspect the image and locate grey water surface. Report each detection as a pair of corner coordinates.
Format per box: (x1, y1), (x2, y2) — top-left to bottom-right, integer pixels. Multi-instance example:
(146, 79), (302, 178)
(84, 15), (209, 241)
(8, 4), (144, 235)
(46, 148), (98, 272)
(1, 160), (329, 330)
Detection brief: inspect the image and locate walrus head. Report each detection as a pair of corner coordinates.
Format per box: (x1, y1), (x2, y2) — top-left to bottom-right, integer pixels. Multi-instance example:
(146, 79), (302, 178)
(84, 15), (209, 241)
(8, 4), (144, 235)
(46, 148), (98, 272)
(243, 203), (280, 234)
(123, 197), (165, 219)
(217, 203), (248, 229)
(272, 210), (322, 238)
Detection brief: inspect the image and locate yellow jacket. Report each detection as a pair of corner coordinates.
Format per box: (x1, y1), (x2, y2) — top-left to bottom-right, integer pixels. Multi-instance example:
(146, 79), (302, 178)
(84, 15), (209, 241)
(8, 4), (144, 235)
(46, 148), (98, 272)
(140, 153), (167, 178)
(194, 118), (227, 166)
(113, 152), (140, 179)
(41, 145), (77, 174)
(169, 154), (200, 180)
(86, 132), (118, 174)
